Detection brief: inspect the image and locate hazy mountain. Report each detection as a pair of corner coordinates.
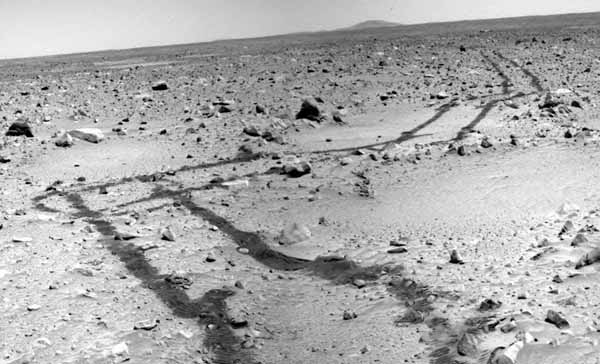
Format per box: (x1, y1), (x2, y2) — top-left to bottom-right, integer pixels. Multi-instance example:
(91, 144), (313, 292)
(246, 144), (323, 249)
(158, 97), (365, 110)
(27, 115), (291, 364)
(344, 20), (402, 30)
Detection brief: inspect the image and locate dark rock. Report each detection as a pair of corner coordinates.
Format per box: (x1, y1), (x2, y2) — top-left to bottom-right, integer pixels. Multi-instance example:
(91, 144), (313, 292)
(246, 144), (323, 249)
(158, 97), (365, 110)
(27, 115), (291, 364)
(449, 249), (464, 264)
(255, 104), (266, 114)
(545, 310), (569, 329)
(151, 81), (168, 91)
(481, 138), (493, 148)
(243, 126), (261, 137)
(283, 161), (312, 178)
(296, 98), (321, 121)
(134, 319), (158, 331)
(6, 121), (33, 137)
(218, 105), (234, 113)
(342, 310), (357, 320)
(387, 247), (408, 254)
(479, 298), (502, 311)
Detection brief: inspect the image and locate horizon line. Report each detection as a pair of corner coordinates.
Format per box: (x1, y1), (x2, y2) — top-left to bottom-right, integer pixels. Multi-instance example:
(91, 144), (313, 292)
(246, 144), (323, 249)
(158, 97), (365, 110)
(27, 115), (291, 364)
(1, 9), (599, 62)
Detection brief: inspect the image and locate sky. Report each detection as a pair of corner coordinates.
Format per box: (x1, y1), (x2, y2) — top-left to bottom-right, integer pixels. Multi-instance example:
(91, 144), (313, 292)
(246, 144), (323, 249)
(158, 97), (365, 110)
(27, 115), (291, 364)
(0, 0), (599, 59)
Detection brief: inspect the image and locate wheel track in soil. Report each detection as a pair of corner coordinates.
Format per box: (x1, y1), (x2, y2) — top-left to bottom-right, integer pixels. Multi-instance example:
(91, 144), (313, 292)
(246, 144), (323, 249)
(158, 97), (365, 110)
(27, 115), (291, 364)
(32, 171), (437, 363)
(29, 48), (547, 363)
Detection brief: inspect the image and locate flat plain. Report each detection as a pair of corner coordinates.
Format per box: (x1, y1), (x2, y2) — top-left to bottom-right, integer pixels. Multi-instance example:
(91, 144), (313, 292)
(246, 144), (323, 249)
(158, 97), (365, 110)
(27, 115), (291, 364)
(2, 11), (600, 364)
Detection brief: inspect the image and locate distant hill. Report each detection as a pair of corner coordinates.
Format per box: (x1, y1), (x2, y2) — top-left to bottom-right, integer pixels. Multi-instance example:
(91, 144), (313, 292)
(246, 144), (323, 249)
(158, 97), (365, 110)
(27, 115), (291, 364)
(344, 20), (402, 31)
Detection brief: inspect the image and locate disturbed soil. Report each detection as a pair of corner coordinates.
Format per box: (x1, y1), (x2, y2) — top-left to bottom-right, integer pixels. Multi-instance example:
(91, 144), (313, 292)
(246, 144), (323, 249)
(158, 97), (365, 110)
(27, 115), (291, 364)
(3, 12), (600, 364)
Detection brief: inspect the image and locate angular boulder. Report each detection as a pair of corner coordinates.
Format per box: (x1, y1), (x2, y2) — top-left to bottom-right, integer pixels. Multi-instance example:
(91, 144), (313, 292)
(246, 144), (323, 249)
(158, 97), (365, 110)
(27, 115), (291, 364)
(6, 121), (34, 137)
(69, 128), (105, 143)
(296, 98), (321, 121)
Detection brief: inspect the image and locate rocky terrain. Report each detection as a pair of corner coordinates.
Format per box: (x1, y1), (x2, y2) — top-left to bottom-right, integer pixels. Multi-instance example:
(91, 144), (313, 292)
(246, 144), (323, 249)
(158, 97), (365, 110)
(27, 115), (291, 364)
(3, 12), (600, 364)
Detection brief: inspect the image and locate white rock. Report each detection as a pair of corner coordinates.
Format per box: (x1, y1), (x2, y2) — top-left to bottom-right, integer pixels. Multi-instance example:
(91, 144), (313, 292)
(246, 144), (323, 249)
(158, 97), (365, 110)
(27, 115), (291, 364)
(160, 227), (176, 241)
(503, 341), (524, 363)
(55, 132), (74, 147)
(68, 128), (105, 143)
(554, 88), (572, 95)
(110, 342), (129, 357)
(222, 179), (249, 189)
(558, 202), (580, 215)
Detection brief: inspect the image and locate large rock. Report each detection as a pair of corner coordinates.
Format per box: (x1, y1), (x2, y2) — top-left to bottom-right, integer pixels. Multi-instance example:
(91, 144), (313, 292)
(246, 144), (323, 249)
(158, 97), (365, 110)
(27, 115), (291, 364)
(545, 310), (569, 329)
(6, 121), (34, 137)
(296, 98), (321, 121)
(69, 128), (105, 143)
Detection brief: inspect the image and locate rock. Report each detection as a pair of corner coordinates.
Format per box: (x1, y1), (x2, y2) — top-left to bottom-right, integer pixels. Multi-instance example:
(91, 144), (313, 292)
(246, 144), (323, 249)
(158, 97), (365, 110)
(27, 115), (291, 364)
(237, 247), (250, 254)
(457, 332), (478, 357)
(296, 98), (321, 121)
(496, 341), (524, 364)
(558, 202), (579, 215)
(27, 304), (41, 311)
(387, 247), (408, 254)
(255, 104), (266, 114)
(449, 249), (464, 264)
(114, 231), (138, 241)
(160, 227), (176, 241)
(564, 129), (573, 138)
(510, 135), (518, 146)
(279, 223), (311, 245)
(436, 91), (449, 99)
(283, 161), (312, 178)
(342, 310), (357, 320)
(500, 321), (517, 333)
(332, 110), (345, 123)
(110, 342), (129, 357)
(6, 121), (33, 137)
(545, 310), (569, 329)
(479, 298), (502, 311)
(559, 220), (574, 236)
(134, 319), (158, 330)
(12, 236), (33, 243)
(353, 279), (366, 288)
(575, 248), (600, 269)
(340, 157), (353, 166)
(69, 128), (105, 143)
(55, 132), (74, 147)
(481, 138), (493, 148)
(151, 81), (168, 91)
(205, 253), (216, 262)
(457, 145), (467, 156)
(243, 125), (261, 137)
(571, 233), (588, 246)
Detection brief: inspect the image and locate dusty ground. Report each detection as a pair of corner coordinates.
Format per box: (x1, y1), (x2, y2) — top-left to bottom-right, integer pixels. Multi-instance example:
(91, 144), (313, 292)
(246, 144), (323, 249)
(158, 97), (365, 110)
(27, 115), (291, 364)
(3, 13), (600, 364)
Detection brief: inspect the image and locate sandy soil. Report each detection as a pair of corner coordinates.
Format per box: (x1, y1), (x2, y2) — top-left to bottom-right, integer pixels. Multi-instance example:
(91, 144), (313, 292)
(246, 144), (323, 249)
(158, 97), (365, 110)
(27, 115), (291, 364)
(2, 14), (600, 364)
